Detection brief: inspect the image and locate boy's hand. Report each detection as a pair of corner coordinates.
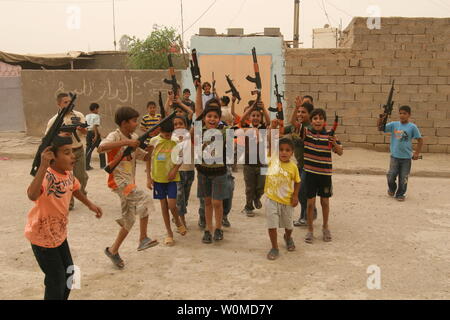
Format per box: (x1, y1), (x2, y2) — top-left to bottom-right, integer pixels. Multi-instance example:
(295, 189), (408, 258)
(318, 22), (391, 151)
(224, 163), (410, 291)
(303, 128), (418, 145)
(412, 152), (420, 160)
(257, 101), (265, 109)
(295, 96), (302, 108)
(270, 119), (279, 129)
(40, 146), (55, 168)
(125, 139), (140, 149)
(231, 96), (236, 103)
(329, 135), (338, 146)
(88, 203), (103, 218)
(194, 79), (201, 88)
(167, 168), (178, 181)
(147, 177), (154, 190)
(291, 196), (299, 207)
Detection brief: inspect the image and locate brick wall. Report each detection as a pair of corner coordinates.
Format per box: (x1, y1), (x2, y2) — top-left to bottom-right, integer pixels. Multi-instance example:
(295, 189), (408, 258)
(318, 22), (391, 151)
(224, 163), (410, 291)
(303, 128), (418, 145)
(284, 17), (450, 153)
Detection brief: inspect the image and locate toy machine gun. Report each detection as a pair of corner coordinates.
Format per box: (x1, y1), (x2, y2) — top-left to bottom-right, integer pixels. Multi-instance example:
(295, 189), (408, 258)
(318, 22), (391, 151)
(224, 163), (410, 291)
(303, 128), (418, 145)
(104, 112), (177, 174)
(378, 80), (395, 131)
(189, 48), (201, 88)
(30, 93), (83, 176)
(269, 74), (285, 134)
(164, 54), (181, 108)
(246, 47), (262, 103)
(328, 112), (339, 149)
(225, 75), (241, 104)
(158, 91), (166, 118)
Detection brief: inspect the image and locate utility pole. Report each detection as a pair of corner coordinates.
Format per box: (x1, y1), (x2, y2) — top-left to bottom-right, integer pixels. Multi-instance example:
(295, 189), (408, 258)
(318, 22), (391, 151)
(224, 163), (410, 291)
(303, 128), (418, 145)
(112, 0), (117, 50)
(293, 0), (300, 48)
(180, 0), (185, 48)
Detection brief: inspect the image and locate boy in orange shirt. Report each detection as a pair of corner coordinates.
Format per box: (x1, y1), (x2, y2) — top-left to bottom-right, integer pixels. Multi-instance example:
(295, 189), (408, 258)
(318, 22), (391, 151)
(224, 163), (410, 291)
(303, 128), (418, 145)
(25, 135), (102, 300)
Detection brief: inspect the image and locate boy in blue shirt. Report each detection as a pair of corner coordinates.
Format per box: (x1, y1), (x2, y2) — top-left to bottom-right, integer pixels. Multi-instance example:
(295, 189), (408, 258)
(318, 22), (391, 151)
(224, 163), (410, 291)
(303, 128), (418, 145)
(378, 105), (423, 201)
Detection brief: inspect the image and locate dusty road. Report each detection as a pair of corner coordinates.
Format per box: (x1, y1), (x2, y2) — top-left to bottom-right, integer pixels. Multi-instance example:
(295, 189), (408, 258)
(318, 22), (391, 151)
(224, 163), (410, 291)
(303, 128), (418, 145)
(0, 159), (449, 300)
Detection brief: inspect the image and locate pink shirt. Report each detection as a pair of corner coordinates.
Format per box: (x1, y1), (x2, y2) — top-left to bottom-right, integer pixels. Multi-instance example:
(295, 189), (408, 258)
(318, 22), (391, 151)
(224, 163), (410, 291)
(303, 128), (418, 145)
(25, 167), (80, 248)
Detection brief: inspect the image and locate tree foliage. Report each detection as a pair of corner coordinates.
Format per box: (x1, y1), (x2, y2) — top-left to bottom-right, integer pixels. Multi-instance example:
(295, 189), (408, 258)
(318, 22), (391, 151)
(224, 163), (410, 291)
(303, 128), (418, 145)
(128, 25), (182, 69)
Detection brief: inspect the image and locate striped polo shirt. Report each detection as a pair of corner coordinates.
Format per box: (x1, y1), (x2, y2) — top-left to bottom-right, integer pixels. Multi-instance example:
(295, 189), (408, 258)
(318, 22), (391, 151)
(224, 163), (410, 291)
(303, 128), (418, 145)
(141, 113), (161, 130)
(303, 128), (340, 176)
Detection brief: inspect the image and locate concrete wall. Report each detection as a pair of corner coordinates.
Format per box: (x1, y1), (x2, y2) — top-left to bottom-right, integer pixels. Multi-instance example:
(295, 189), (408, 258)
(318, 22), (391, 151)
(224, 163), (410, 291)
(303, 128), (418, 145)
(285, 17), (450, 153)
(0, 76), (25, 131)
(21, 70), (180, 136)
(181, 35), (285, 115)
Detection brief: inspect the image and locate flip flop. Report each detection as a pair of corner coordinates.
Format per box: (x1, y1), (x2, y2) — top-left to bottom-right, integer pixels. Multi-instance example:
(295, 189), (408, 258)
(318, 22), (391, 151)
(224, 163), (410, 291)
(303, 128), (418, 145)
(284, 234), (296, 251)
(267, 248), (279, 260)
(104, 247), (124, 269)
(323, 229), (332, 242)
(165, 236), (175, 246)
(305, 232), (314, 244)
(137, 237), (159, 251)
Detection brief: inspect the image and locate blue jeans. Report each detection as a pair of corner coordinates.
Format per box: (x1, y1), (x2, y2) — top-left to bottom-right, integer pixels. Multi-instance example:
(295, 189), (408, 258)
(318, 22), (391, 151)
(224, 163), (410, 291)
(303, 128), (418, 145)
(176, 171), (195, 216)
(387, 156), (412, 197)
(199, 167), (234, 219)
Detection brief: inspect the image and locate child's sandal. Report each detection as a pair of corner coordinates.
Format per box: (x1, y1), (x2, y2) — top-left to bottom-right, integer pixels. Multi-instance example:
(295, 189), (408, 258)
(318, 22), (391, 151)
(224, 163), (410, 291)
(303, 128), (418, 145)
(284, 234), (296, 251)
(267, 248), (279, 260)
(304, 232), (314, 244)
(165, 236), (175, 246)
(177, 224), (187, 236)
(323, 229), (332, 242)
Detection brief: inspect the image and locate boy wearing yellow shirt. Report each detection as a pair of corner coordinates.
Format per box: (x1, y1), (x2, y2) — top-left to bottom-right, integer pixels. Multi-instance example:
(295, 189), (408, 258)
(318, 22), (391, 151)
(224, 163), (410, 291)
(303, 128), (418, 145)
(265, 138), (301, 260)
(147, 120), (187, 246)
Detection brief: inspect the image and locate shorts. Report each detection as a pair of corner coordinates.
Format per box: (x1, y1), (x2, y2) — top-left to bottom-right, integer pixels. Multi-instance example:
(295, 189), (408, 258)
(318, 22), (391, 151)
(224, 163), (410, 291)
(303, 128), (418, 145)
(305, 172), (333, 199)
(265, 198), (294, 230)
(113, 184), (152, 232)
(197, 172), (230, 200)
(153, 181), (177, 199)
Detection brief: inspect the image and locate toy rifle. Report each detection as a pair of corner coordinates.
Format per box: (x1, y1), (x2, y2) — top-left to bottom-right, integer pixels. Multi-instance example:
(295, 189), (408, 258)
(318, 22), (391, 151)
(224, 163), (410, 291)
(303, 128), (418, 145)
(246, 47), (262, 102)
(212, 72), (216, 98)
(30, 93), (78, 176)
(269, 74), (284, 134)
(104, 111), (177, 174)
(163, 54), (180, 108)
(378, 80), (395, 131)
(158, 91), (166, 118)
(189, 49), (201, 87)
(225, 75), (241, 103)
(328, 112), (339, 149)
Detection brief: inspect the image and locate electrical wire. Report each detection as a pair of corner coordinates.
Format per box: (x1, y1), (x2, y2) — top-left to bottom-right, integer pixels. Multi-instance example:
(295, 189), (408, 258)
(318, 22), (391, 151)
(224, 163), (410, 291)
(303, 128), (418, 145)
(182, 0), (218, 35)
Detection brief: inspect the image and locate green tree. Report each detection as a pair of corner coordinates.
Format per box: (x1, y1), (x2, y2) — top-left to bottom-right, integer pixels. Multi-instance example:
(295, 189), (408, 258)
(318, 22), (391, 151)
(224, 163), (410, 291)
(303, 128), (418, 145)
(128, 25), (182, 69)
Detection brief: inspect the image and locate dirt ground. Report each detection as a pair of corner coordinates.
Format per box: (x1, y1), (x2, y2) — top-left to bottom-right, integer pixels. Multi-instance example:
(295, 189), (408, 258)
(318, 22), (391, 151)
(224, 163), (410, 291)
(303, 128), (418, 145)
(0, 158), (449, 300)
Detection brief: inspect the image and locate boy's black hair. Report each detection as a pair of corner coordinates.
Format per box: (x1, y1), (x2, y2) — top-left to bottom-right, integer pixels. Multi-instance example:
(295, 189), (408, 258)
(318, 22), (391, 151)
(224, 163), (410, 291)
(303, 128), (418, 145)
(202, 82), (211, 90)
(114, 106), (139, 126)
(197, 99), (222, 121)
(183, 88), (190, 94)
(303, 95), (314, 103)
(50, 135), (73, 155)
(300, 102), (314, 114)
(160, 118), (175, 133)
(399, 105), (411, 114)
(56, 93), (69, 103)
(221, 96), (230, 106)
(89, 102), (100, 111)
(146, 101), (157, 108)
(279, 137), (294, 150)
(310, 108), (327, 121)
(173, 115), (188, 127)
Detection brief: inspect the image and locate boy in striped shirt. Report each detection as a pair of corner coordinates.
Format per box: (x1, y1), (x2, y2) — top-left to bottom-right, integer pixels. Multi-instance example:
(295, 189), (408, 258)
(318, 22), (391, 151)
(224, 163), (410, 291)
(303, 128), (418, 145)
(140, 101), (161, 145)
(303, 109), (343, 244)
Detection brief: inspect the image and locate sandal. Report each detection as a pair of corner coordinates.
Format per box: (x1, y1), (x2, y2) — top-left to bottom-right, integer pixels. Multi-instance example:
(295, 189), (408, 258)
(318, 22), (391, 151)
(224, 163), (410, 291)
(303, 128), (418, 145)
(305, 232), (314, 244)
(137, 237), (159, 251)
(177, 224), (187, 236)
(267, 248), (279, 260)
(104, 247), (124, 269)
(284, 234), (296, 251)
(323, 229), (332, 242)
(165, 236), (175, 246)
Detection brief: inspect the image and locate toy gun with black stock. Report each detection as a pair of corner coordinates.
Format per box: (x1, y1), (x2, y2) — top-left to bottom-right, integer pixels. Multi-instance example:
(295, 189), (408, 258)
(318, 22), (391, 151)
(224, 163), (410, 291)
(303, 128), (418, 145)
(59, 118), (88, 142)
(104, 111), (177, 174)
(378, 80), (395, 131)
(246, 47), (262, 102)
(164, 54), (180, 108)
(158, 91), (166, 118)
(189, 49), (201, 88)
(30, 93), (77, 176)
(225, 75), (241, 103)
(269, 74), (284, 134)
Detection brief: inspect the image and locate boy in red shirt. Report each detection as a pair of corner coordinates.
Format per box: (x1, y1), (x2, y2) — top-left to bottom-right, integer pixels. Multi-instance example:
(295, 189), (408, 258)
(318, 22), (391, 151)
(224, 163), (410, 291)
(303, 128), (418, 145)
(25, 135), (102, 300)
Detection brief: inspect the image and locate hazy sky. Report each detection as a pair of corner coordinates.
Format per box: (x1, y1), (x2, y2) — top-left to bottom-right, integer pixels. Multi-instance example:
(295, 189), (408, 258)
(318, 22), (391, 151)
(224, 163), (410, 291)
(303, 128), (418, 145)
(0, 0), (449, 54)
